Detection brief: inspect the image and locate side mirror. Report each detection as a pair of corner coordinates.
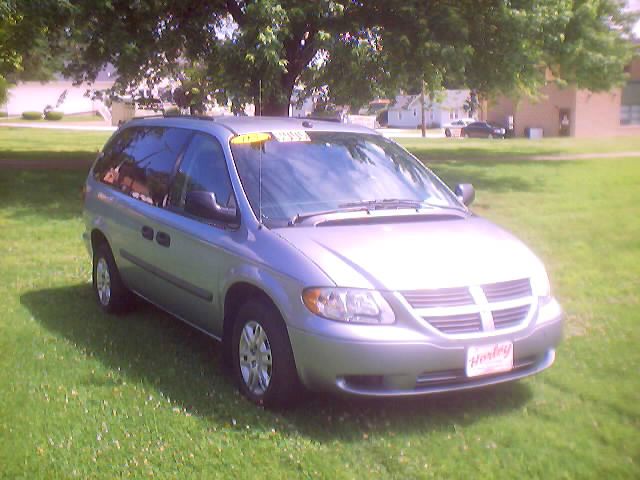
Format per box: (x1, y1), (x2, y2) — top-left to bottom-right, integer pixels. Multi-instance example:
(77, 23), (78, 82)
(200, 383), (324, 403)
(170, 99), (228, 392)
(455, 183), (475, 206)
(185, 191), (238, 223)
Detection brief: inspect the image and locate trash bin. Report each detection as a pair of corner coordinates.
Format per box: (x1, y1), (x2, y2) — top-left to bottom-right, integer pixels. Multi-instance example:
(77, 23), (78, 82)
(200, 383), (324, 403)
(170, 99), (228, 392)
(525, 127), (543, 139)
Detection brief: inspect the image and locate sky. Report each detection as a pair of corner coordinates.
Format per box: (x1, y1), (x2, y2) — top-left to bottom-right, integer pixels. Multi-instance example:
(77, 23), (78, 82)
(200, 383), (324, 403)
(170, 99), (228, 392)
(628, 0), (640, 37)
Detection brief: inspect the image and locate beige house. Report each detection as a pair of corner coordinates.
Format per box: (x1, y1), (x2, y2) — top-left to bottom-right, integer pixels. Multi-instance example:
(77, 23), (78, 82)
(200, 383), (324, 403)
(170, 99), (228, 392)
(486, 57), (640, 138)
(3, 68), (116, 117)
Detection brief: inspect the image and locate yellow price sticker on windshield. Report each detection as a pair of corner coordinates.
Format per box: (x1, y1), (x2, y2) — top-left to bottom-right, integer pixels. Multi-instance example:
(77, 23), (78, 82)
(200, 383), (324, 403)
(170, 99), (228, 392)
(230, 132), (272, 144)
(271, 130), (311, 142)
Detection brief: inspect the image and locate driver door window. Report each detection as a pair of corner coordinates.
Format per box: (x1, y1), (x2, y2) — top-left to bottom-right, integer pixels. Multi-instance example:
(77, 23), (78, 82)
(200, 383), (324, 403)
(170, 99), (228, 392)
(169, 133), (236, 216)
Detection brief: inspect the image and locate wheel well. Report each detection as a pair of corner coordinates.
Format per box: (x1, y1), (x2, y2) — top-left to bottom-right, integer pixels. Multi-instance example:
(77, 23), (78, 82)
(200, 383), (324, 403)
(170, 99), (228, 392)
(91, 229), (110, 254)
(223, 282), (279, 342)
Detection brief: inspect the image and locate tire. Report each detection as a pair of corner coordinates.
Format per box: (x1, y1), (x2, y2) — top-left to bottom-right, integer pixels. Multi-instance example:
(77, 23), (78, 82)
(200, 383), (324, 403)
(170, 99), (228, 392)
(92, 243), (133, 314)
(232, 298), (302, 408)
(445, 128), (451, 137)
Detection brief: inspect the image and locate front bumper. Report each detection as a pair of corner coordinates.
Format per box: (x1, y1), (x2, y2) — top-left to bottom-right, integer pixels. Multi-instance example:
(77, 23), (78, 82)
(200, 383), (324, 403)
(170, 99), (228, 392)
(288, 299), (563, 396)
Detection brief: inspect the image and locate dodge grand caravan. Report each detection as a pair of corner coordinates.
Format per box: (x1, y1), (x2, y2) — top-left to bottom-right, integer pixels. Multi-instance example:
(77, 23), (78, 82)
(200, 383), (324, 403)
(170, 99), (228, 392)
(83, 116), (563, 407)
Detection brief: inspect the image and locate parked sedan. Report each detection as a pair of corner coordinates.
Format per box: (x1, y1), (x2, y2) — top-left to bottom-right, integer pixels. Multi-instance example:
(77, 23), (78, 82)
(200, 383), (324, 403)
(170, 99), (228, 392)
(461, 122), (506, 139)
(443, 119), (475, 137)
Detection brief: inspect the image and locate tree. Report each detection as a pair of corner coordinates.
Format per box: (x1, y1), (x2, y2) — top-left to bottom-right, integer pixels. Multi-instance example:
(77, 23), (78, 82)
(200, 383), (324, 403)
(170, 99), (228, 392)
(0, 0), (72, 106)
(61, 0), (637, 116)
(463, 90), (480, 118)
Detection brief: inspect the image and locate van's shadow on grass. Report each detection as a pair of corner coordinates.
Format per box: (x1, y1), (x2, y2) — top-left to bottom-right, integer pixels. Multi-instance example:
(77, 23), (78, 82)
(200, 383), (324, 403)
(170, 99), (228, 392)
(22, 283), (533, 441)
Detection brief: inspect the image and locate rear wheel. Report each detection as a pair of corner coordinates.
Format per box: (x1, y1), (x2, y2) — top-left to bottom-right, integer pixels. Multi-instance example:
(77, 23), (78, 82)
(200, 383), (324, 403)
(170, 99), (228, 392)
(444, 128), (451, 137)
(92, 243), (132, 314)
(232, 299), (301, 408)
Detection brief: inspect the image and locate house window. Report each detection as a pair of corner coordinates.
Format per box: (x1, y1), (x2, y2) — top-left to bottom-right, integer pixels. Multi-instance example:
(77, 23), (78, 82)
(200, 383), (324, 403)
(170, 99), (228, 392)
(414, 109), (417, 116)
(399, 112), (402, 120)
(621, 82), (640, 125)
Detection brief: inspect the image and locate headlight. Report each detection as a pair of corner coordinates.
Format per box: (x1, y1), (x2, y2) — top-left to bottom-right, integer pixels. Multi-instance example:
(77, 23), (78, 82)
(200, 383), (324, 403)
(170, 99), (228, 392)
(302, 288), (395, 324)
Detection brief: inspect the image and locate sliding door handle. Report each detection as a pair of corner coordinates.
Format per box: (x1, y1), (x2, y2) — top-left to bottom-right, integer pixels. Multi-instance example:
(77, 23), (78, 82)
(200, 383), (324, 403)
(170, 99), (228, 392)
(156, 231), (171, 247)
(141, 225), (154, 240)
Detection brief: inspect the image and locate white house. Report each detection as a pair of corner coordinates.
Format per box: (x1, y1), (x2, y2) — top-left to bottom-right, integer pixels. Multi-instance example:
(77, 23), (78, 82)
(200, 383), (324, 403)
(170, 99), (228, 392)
(387, 90), (471, 128)
(3, 67), (116, 116)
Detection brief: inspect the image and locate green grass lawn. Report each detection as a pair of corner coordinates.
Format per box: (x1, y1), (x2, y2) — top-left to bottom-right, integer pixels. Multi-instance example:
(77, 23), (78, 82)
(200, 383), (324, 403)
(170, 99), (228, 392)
(1, 130), (639, 478)
(0, 127), (110, 163)
(398, 136), (640, 161)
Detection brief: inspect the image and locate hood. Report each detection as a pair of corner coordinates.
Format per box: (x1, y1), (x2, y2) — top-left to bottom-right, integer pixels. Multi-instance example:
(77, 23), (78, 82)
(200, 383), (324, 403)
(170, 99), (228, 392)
(274, 216), (543, 291)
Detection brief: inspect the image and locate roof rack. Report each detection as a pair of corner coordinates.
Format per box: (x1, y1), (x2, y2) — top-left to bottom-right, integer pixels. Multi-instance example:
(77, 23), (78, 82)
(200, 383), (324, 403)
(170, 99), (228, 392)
(128, 113), (216, 121)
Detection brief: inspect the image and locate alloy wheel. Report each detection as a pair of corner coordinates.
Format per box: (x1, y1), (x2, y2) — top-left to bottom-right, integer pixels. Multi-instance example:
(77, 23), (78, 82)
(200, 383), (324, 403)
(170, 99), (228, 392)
(238, 320), (273, 396)
(95, 257), (111, 306)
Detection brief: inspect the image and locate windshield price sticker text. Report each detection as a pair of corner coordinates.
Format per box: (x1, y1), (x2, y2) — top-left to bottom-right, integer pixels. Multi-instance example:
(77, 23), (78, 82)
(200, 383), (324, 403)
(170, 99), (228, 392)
(271, 130), (311, 142)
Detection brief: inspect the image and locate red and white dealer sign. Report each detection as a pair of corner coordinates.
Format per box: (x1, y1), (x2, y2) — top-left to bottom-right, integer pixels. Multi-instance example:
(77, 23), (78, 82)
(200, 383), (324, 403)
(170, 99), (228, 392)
(466, 341), (514, 377)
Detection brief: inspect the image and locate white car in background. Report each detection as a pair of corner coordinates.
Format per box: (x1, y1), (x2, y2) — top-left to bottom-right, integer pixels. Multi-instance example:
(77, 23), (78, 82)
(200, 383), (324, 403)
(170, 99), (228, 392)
(444, 119), (475, 137)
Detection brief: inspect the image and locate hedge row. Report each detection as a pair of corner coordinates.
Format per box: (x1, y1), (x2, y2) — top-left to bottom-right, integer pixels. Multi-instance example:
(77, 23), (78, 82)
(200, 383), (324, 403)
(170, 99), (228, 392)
(22, 111), (42, 120)
(19, 111), (65, 121)
(45, 111), (64, 121)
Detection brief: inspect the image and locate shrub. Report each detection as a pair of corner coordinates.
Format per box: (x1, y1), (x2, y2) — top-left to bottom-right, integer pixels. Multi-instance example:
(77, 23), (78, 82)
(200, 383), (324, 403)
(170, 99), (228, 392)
(44, 111), (64, 121)
(0, 111), (8, 118)
(22, 111), (43, 120)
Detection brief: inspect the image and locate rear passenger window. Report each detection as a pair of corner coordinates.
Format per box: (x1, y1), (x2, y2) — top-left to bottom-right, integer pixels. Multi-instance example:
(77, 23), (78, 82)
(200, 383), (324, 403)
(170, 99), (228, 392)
(94, 127), (192, 206)
(169, 133), (236, 213)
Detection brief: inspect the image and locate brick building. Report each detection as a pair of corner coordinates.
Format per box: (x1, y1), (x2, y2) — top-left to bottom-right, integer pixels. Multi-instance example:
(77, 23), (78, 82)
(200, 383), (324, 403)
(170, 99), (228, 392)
(486, 57), (640, 138)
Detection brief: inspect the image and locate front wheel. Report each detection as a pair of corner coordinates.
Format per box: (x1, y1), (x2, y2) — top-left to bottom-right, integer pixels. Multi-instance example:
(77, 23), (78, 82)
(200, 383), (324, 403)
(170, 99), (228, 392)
(232, 299), (302, 408)
(444, 128), (451, 137)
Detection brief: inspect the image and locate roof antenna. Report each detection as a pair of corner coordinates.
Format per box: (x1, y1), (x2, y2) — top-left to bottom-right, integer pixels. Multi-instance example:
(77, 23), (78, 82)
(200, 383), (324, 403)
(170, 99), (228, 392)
(258, 78), (263, 229)
(258, 138), (263, 229)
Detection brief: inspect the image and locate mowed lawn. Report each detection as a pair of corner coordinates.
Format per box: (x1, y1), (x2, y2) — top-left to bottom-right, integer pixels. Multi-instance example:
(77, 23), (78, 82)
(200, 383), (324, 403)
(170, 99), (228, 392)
(0, 128), (639, 478)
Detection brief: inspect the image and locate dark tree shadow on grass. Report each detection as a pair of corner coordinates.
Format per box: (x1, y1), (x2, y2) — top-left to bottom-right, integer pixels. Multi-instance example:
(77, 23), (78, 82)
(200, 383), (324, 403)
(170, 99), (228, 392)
(0, 169), (87, 220)
(22, 283), (533, 442)
(0, 150), (97, 163)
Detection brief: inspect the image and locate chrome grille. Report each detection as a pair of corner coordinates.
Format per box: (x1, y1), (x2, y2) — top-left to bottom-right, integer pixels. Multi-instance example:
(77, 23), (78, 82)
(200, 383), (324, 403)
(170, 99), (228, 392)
(401, 278), (533, 336)
(482, 278), (532, 302)
(492, 305), (531, 329)
(402, 287), (473, 308)
(415, 355), (540, 388)
(427, 313), (482, 334)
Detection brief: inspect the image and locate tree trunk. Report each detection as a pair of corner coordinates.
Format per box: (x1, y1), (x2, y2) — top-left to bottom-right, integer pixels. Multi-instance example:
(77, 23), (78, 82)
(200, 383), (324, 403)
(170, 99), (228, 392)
(420, 78), (426, 138)
(259, 97), (290, 116)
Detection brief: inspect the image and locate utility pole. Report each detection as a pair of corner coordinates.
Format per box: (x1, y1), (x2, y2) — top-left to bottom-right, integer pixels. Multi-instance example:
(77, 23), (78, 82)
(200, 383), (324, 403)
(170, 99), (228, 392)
(420, 76), (426, 138)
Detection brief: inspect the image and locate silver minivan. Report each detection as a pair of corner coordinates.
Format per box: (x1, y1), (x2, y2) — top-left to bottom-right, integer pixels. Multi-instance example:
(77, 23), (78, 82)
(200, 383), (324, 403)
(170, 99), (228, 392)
(83, 116), (562, 407)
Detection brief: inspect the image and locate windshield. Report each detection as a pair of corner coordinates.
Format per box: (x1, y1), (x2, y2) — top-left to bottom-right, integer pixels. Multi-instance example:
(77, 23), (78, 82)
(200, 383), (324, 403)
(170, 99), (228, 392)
(230, 131), (461, 225)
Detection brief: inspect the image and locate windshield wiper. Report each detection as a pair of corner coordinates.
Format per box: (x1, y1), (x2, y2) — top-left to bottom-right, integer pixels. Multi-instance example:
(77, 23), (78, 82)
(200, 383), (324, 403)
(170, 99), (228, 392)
(339, 198), (423, 210)
(289, 206), (370, 226)
(340, 198), (467, 213)
(288, 199), (466, 226)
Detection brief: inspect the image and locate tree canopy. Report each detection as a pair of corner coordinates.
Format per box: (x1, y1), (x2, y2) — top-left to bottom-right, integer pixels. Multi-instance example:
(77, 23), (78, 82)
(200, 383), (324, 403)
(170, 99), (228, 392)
(2, 0), (638, 114)
(0, 0), (72, 105)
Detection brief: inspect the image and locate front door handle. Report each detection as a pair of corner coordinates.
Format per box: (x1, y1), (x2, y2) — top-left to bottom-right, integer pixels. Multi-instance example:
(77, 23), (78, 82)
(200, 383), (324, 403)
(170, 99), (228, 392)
(141, 225), (154, 241)
(156, 231), (171, 247)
